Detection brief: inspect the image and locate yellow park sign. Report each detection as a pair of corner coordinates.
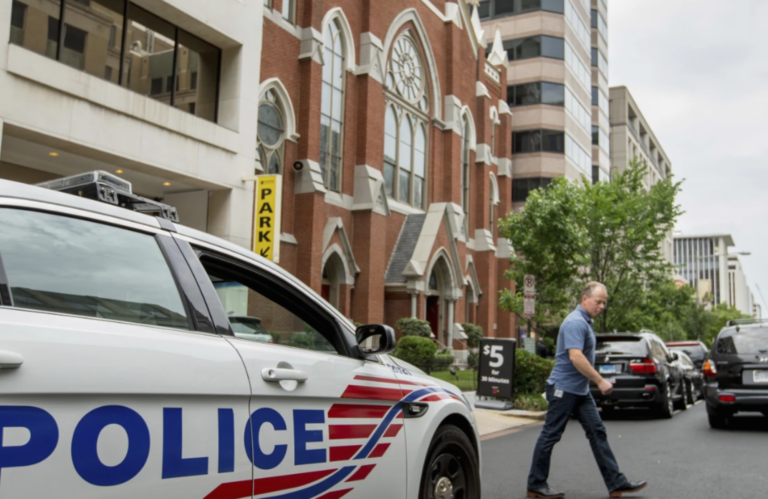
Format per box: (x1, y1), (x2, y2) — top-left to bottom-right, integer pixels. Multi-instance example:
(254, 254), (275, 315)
(253, 175), (282, 262)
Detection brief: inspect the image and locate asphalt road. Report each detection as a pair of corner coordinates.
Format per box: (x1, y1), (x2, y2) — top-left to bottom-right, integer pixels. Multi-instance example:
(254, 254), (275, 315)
(481, 403), (768, 499)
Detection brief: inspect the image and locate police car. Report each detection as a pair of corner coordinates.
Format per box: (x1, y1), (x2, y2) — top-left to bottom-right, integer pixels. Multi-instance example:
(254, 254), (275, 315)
(0, 172), (481, 499)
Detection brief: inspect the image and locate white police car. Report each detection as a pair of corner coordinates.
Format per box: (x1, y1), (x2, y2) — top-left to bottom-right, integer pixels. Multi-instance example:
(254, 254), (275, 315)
(0, 173), (480, 499)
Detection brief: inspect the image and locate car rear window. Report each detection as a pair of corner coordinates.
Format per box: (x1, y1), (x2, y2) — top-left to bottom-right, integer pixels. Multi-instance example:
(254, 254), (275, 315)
(596, 337), (647, 356)
(668, 345), (706, 363)
(716, 329), (768, 355)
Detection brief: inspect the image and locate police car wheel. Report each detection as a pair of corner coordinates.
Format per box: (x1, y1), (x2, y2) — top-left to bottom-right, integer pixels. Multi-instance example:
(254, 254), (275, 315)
(419, 424), (480, 499)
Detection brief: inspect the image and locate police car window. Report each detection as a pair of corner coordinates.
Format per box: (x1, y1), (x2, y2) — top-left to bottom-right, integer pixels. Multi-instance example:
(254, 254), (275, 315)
(0, 208), (189, 329)
(198, 254), (343, 355)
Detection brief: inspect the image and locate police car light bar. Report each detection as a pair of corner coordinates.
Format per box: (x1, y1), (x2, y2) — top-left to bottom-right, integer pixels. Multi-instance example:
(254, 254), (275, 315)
(36, 170), (180, 223)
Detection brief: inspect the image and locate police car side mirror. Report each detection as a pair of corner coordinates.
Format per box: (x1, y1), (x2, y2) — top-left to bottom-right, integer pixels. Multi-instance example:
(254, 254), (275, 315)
(355, 324), (396, 356)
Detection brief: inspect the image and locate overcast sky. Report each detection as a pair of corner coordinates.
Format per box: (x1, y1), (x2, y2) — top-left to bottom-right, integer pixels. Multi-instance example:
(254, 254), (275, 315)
(609, 0), (768, 311)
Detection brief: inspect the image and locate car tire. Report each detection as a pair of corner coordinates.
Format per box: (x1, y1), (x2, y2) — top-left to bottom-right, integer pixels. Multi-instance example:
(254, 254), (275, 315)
(708, 413), (729, 429)
(673, 381), (688, 411)
(419, 424), (480, 499)
(657, 382), (674, 419)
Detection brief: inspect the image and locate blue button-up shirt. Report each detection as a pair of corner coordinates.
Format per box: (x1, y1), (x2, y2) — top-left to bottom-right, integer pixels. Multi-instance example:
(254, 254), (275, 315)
(546, 305), (596, 395)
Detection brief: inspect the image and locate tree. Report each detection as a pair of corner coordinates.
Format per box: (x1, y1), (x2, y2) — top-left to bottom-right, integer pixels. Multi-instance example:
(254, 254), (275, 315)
(498, 160), (683, 333)
(498, 177), (588, 331)
(580, 160), (683, 332)
(703, 303), (751, 347)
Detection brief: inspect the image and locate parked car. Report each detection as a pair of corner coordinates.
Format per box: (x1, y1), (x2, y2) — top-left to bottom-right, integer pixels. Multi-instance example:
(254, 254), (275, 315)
(666, 340), (709, 369)
(671, 350), (704, 404)
(704, 319), (768, 429)
(591, 331), (686, 418)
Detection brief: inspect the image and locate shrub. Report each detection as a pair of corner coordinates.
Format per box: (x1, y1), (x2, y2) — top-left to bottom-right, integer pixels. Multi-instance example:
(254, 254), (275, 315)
(391, 336), (437, 368)
(515, 349), (555, 396)
(467, 351), (479, 369)
(288, 332), (315, 350)
(396, 317), (432, 338)
(462, 323), (483, 348)
(514, 393), (548, 411)
(431, 352), (455, 371)
(542, 337), (556, 356)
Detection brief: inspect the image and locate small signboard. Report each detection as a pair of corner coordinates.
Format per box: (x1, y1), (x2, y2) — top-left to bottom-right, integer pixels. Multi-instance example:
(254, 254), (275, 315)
(253, 175), (283, 262)
(523, 274), (536, 295)
(475, 338), (516, 410)
(524, 337), (536, 355)
(523, 295), (535, 318)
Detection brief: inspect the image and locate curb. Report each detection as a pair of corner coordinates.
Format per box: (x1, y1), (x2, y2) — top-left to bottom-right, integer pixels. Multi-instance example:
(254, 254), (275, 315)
(499, 410), (547, 421)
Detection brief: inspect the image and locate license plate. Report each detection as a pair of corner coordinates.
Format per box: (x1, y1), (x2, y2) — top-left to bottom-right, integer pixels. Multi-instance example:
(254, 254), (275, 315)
(599, 365), (616, 375)
(754, 370), (768, 383)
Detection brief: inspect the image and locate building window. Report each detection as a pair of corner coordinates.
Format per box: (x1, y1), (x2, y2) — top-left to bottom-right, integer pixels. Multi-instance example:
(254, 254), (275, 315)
(591, 47), (608, 76)
(383, 32), (429, 209)
(282, 0), (295, 24)
(513, 177), (553, 203)
(507, 82), (565, 107)
(9, 0), (221, 124)
(565, 133), (591, 176)
(477, 0), (564, 20)
(591, 9), (608, 40)
(564, 0), (590, 52)
(320, 20), (345, 192)
(461, 116), (471, 237)
(564, 41), (590, 92)
(491, 111), (498, 158)
(257, 90), (286, 175)
(500, 35), (564, 61)
(592, 125), (599, 145)
(513, 129), (564, 154)
(591, 86), (598, 106)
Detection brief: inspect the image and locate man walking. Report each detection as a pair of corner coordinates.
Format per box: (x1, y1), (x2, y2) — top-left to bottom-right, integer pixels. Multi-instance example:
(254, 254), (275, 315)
(526, 282), (647, 499)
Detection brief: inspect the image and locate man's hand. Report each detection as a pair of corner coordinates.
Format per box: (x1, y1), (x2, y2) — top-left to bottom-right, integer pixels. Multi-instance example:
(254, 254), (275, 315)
(598, 379), (614, 395)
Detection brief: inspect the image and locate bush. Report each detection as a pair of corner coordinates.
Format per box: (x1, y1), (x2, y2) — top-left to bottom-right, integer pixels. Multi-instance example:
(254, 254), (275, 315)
(288, 332), (315, 350)
(515, 349), (555, 396)
(396, 317), (432, 337)
(462, 323), (483, 348)
(431, 352), (455, 371)
(514, 393), (548, 411)
(391, 336), (437, 368)
(542, 337), (555, 356)
(467, 351), (479, 369)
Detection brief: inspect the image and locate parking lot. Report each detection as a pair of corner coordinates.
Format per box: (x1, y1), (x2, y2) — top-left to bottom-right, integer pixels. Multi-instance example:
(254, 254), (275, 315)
(481, 403), (768, 499)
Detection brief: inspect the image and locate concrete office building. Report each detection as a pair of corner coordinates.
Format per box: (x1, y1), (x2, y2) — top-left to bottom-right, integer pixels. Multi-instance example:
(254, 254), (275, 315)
(674, 233), (754, 316)
(478, 0), (602, 207)
(727, 255), (753, 317)
(1, 0), (264, 247)
(610, 86), (674, 263)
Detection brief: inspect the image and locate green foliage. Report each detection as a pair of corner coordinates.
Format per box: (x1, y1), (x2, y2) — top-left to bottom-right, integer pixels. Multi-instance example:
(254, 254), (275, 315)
(288, 332), (316, 349)
(431, 352), (456, 371)
(514, 393), (548, 412)
(396, 317), (432, 338)
(515, 349), (555, 396)
(498, 160), (683, 333)
(269, 332), (282, 344)
(541, 337), (555, 355)
(391, 336), (437, 368)
(467, 351), (479, 369)
(462, 323), (484, 348)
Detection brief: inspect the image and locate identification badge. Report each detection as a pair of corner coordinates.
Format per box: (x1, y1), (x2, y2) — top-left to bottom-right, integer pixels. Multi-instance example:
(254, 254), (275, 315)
(554, 389), (564, 398)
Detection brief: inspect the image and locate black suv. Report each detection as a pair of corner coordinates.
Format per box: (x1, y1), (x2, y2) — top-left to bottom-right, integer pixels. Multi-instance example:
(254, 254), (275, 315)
(704, 319), (768, 428)
(591, 332), (685, 418)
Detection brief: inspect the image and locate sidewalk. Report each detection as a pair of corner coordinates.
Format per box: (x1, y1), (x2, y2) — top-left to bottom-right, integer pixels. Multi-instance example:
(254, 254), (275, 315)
(464, 392), (546, 440)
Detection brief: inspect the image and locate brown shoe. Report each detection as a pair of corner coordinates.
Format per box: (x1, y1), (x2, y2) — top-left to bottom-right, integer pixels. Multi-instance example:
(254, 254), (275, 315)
(609, 480), (648, 497)
(527, 486), (565, 498)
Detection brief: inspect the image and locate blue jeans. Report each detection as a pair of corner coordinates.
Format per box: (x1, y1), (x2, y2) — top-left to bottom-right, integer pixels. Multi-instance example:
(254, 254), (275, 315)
(527, 384), (627, 491)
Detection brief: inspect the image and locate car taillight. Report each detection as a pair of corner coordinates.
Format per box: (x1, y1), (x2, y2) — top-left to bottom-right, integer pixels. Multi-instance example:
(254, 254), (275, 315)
(719, 394), (735, 403)
(629, 358), (658, 374)
(703, 359), (717, 377)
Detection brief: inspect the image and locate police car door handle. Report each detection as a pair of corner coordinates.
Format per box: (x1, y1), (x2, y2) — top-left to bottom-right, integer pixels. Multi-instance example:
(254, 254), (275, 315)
(261, 367), (308, 383)
(0, 350), (23, 369)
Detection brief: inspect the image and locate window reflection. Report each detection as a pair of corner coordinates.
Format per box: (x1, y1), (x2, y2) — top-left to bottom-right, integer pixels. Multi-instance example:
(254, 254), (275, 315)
(9, 0), (61, 60)
(175, 30), (219, 121)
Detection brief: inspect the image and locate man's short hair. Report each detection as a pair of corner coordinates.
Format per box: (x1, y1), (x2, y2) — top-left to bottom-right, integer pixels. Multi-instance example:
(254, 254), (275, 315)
(582, 281), (606, 298)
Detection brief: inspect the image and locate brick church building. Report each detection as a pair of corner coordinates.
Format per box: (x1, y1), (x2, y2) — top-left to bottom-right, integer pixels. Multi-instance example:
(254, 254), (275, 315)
(257, 0), (515, 358)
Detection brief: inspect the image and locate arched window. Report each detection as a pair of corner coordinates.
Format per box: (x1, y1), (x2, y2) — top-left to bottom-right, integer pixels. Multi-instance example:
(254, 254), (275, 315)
(490, 108), (499, 158)
(489, 174), (499, 235)
(461, 116), (471, 237)
(383, 32), (429, 209)
(257, 90), (285, 174)
(320, 20), (345, 192)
